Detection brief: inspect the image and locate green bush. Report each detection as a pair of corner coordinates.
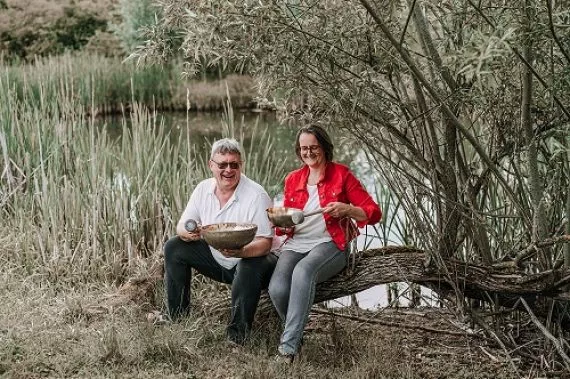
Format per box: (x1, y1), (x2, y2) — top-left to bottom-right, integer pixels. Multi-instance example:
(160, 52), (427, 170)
(112, 0), (160, 53)
(52, 7), (107, 52)
(0, 5), (109, 61)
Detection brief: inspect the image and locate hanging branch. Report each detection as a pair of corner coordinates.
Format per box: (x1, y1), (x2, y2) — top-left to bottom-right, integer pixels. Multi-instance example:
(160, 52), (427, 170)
(357, 0), (532, 227)
(466, 0), (570, 120)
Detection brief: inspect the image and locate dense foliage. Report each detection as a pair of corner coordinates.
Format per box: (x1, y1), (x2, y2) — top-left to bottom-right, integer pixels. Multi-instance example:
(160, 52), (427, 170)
(0, 0), (120, 60)
(135, 0), (570, 270)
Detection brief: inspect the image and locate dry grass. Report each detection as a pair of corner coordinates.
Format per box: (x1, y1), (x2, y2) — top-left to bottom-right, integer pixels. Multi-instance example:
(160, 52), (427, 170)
(181, 74), (257, 111)
(0, 258), (521, 379)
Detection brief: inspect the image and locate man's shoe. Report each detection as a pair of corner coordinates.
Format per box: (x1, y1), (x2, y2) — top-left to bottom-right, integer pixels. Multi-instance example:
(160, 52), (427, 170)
(146, 310), (171, 325)
(275, 345), (296, 363)
(226, 339), (245, 354)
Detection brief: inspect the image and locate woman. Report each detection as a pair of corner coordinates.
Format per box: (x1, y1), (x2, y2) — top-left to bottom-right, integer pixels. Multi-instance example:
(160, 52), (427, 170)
(268, 125), (381, 361)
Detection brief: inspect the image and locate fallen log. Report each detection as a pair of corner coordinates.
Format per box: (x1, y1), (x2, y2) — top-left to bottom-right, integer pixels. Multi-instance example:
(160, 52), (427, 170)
(316, 245), (570, 304)
(89, 245), (570, 314)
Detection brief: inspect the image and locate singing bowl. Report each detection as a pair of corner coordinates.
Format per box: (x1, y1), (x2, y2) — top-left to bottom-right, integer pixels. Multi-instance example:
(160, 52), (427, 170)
(266, 207), (303, 228)
(200, 223), (257, 250)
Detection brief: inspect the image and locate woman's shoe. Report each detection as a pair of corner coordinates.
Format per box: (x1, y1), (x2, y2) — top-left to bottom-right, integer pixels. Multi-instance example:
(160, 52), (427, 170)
(274, 352), (295, 364)
(276, 345), (296, 363)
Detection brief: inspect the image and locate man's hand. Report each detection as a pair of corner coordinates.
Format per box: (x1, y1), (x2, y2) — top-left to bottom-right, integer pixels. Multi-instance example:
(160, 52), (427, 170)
(218, 237), (272, 258)
(219, 247), (244, 258)
(180, 230), (201, 242)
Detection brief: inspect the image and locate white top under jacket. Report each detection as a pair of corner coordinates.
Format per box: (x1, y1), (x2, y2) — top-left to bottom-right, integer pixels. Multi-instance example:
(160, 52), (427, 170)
(281, 184), (332, 253)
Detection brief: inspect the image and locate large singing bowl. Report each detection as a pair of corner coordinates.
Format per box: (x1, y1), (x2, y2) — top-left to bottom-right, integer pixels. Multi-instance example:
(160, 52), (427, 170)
(266, 207), (303, 228)
(200, 223), (257, 250)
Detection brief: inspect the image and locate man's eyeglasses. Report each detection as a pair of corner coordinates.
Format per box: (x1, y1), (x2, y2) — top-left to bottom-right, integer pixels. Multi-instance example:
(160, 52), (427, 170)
(210, 160), (242, 170)
(300, 145), (321, 153)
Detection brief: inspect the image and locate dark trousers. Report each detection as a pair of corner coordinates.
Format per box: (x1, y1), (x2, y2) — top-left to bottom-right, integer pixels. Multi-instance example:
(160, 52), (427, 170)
(163, 236), (277, 344)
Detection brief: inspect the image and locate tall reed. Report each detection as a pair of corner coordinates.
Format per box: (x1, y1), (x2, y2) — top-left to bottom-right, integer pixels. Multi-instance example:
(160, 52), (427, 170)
(0, 65), (285, 283)
(2, 53), (176, 115)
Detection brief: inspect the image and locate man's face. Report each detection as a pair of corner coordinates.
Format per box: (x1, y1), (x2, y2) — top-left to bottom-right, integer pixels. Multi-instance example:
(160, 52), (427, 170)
(209, 152), (242, 192)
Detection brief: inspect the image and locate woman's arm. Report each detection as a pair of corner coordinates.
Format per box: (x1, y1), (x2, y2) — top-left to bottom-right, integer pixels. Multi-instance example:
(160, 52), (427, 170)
(342, 171), (382, 225)
(322, 201), (368, 221)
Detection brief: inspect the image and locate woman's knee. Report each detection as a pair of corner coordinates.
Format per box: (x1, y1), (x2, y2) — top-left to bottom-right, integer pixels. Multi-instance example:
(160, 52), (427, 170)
(290, 262), (315, 285)
(268, 278), (288, 302)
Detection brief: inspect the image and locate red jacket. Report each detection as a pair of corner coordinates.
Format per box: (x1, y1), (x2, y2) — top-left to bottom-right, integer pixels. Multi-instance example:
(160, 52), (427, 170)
(277, 162), (381, 250)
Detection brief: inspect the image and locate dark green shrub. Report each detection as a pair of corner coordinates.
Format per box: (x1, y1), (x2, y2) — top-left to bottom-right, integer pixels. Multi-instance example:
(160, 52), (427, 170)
(51, 7), (107, 52)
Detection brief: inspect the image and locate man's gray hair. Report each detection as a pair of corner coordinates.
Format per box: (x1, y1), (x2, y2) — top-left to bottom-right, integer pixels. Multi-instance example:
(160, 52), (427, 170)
(210, 138), (245, 159)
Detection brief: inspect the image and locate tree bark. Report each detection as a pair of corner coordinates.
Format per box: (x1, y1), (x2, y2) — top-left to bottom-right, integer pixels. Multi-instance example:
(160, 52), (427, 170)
(97, 244), (570, 316)
(313, 245), (570, 305)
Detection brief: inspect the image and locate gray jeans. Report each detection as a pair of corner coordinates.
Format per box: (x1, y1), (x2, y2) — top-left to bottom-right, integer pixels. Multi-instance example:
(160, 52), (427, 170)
(268, 241), (347, 355)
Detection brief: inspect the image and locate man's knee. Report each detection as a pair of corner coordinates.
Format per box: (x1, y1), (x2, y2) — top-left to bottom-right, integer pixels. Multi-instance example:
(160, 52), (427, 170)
(164, 236), (183, 263)
(164, 237), (203, 266)
(238, 255), (275, 273)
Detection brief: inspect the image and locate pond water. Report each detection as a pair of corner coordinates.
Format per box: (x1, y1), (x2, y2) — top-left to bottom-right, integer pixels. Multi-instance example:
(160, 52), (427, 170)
(102, 110), (438, 310)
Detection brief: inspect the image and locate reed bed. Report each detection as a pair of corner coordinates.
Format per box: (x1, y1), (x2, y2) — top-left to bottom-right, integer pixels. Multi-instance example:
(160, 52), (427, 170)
(0, 64), (285, 283)
(0, 53), (257, 115)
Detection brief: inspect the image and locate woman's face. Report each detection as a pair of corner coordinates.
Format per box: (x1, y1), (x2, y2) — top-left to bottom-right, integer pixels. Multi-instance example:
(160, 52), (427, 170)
(299, 132), (325, 168)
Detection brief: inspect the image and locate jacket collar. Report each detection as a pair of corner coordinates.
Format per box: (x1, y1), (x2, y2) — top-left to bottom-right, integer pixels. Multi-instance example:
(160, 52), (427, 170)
(293, 162), (331, 191)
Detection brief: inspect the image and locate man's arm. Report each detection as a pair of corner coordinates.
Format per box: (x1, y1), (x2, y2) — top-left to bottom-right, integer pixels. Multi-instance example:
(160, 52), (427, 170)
(175, 182), (205, 241)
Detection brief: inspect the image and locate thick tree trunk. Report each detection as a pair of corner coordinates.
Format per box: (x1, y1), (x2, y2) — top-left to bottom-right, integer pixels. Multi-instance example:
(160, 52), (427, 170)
(95, 245), (570, 316)
(314, 245), (570, 304)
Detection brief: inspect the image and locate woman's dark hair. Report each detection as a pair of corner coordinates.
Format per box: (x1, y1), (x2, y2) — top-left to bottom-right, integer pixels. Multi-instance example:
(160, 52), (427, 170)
(295, 125), (334, 162)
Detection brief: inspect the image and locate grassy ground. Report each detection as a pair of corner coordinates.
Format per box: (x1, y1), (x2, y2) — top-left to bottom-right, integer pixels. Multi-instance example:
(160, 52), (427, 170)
(0, 225), (521, 379)
(0, 267), (519, 379)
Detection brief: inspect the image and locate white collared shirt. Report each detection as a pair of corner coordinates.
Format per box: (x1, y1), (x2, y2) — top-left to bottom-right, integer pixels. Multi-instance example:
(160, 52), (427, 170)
(177, 174), (274, 269)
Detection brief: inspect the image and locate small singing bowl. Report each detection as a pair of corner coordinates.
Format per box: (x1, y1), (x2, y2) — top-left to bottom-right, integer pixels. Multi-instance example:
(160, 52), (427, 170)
(266, 207), (302, 228)
(200, 223), (258, 250)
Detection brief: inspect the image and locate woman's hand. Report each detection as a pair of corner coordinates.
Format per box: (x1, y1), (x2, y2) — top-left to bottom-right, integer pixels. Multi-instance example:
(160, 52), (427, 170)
(323, 202), (352, 218)
(324, 202), (367, 221)
(275, 226), (294, 234)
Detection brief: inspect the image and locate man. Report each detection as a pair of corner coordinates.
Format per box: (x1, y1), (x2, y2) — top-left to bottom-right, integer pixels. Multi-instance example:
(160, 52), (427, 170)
(163, 138), (276, 345)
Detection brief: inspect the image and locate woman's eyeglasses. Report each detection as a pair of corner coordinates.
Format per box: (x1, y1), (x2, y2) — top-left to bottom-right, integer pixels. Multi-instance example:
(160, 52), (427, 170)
(210, 160), (242, 170)
(299, 145), (321, 153)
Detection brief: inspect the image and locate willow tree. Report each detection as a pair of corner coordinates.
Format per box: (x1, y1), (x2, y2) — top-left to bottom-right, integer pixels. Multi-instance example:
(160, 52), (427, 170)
(133, 0), (570, 360)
